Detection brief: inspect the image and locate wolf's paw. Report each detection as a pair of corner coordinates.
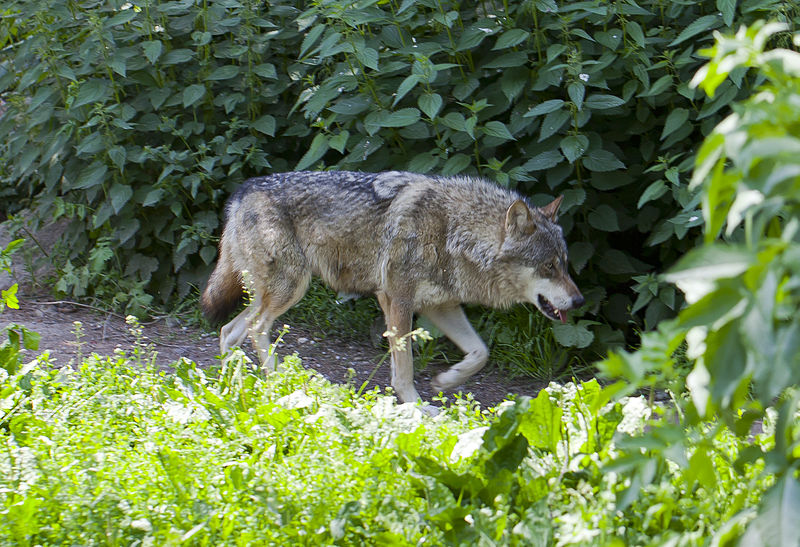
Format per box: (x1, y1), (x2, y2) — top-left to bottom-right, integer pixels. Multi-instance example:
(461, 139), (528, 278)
(420, 404), (440, 416)
(431, 371), (464, 392)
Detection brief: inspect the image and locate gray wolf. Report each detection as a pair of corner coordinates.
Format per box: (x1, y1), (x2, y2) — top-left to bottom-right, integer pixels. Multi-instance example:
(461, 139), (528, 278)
(201, 171), (584, 404)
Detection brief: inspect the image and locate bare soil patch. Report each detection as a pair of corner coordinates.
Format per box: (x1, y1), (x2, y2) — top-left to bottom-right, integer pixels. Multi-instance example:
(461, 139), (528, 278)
(1, 296), (545, 409)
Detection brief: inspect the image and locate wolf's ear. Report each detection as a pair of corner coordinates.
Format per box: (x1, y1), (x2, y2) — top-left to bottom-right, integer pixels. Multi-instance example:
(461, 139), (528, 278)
(505, 200), (535, 235)
(540, 195), (564, 222)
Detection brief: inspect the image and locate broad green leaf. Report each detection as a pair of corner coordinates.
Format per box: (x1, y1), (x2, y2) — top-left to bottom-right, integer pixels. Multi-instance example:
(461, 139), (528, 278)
(163, 49), (194, 65)
(637, 180), (668, 208)
(482, 121), (515, 141)
(493, 28), (530, 50)
(522, 150), (563, 171)
(626, 21), (645, 47)
(638, 74), (673, 97)
(142, 40), (163, 64)
(252, 115), (276, 136)
(208, 65), (239, 80)
(110, 183), (133, 214)
(73, 161), (107, 190)
(183, 84), (206, 108)
(539, 109), (570, 141)
(568, 82), (585, 110)
(717, 0), (736, 26)
(524, 99), (564, 118)
(441, 153), (471, 175)
(295, 133), (329, 170)
(560, 135), (589, 163)
(588, 204), (620, 231)
(355, 47), (379, 71)
(669, 14), (722, 47)
(552, 321), (595, 348)
(253, 63), (277, 79)
(329, 130), (349, 153)
(483, 51), (528, 68)
(73, 79), (110, 108)
(661, 108), (690, 140)
(108, 145), (127, 171)
(584, 94), (625, 109)
(300, 24), (325, 58)
(418, 93), (443, 119)
(582, 149), (625, 171)
(393, 75), (420, 106)
(142, 188), (164, 207)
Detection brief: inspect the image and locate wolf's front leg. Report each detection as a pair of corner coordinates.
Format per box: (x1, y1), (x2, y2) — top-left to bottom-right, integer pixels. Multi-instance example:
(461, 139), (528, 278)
(422, 304), (489, 392)
(383, 296), (422, 404)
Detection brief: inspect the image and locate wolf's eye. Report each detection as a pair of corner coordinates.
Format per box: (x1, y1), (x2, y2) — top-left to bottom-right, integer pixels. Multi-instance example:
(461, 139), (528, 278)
(546, 262), (556, 274)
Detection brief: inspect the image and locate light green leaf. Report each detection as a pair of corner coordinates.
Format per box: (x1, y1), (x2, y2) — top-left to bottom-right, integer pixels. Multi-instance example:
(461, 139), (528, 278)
(441, 154), (471, 175)
(568, 82), (585, 110)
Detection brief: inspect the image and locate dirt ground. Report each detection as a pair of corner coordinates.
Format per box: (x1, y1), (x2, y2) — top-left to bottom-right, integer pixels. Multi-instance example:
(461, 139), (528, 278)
(1, 295), (544, 408)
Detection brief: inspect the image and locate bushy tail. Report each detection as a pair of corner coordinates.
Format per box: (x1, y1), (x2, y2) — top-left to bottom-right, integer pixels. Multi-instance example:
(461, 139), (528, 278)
(201, 245), (243, 324)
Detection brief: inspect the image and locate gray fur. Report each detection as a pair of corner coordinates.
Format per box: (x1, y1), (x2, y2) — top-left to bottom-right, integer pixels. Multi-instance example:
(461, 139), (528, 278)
(202, 171), (584, 408)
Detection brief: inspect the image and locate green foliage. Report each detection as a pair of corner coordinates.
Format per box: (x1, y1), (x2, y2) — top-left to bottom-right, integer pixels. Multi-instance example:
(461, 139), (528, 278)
(1, 0), (797, 344)
(600, 21), (800, 545)
(0, 238), (22, 312)
(0, 344), (770, 544)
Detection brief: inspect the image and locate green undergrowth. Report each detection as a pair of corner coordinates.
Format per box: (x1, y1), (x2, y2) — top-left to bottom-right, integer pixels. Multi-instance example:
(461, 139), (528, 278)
(1, 328), (773, 546)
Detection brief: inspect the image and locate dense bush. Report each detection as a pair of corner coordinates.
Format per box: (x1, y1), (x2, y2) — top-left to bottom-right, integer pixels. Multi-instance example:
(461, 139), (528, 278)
(601, 21), (800, 543)
(0, 0), (798, 350)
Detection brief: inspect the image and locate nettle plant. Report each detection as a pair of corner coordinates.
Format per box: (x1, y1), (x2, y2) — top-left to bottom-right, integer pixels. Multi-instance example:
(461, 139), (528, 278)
(0, 0), (796, 350)
(602, 22), (800, 543)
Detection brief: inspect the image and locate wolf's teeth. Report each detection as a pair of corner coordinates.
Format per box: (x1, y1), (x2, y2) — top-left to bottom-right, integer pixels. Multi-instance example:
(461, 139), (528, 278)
(557, 309), (566, 324)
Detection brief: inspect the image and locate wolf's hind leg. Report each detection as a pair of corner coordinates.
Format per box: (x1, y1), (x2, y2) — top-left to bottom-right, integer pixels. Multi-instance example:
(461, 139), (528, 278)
(219, 307), (250, 358)
(248, 273), (311, 372)
(422, 304), (489, 392)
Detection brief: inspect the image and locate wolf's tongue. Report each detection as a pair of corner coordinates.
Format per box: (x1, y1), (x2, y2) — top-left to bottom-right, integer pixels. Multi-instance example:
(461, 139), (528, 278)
(557, 309), (567, 324)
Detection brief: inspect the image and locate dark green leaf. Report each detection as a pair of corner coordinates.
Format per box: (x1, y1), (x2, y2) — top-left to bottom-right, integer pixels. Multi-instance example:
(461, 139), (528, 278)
(73, 80), (110, 108)
(588, 204), (620, 231)
(493, 28), (530, 50)
(669, 14), (722, 47)
(582, 149), (625, 172)
(295, 133), (329, 171)
(418, 93), (443, 119)
(208, 65), (239, 80)
(539, 109), (570, 141)
(73, 162), (108, 190)
(183, 84), (206, 108)
(584, 94), (626, 109)
(142, 40), (163, 64)
(560, 135), (589, 163)
(524, 99), (564, 118)
(482, 121), (515, 141)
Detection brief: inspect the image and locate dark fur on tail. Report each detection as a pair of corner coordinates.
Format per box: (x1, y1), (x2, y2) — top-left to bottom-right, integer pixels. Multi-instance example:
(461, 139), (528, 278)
(201, 249), (243, 325)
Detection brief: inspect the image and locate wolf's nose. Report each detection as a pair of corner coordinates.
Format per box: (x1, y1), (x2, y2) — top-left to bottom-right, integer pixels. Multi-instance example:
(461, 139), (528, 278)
(571, 294), (585, 308)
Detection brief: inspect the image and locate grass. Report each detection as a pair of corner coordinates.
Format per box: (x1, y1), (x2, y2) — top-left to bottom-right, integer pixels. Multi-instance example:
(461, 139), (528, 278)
(0, 320), (772, 546)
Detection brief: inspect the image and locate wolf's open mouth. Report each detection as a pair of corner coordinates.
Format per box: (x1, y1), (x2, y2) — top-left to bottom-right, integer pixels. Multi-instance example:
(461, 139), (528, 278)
(538, 294), (567, 323)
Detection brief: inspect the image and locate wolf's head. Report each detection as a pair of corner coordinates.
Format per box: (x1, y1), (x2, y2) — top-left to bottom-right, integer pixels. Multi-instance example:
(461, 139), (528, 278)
(500, 196), (584, 323)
